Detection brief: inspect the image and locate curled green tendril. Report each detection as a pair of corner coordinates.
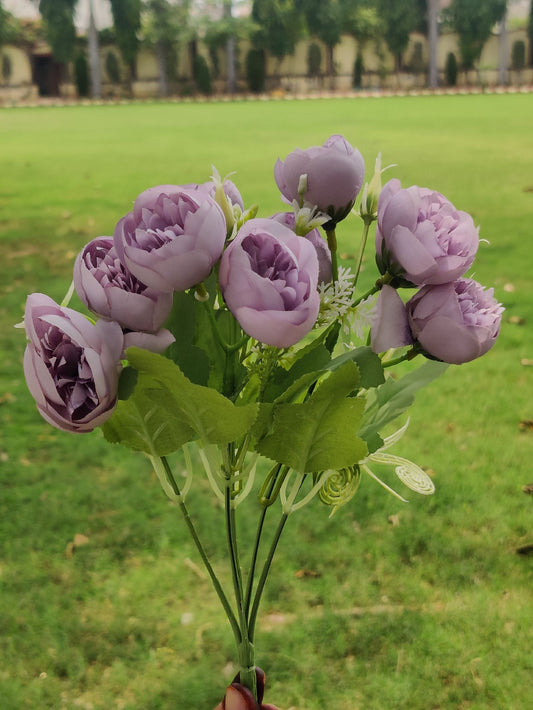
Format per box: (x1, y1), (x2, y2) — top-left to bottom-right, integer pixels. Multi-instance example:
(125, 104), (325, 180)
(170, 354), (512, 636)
(316, 465), (361, 516)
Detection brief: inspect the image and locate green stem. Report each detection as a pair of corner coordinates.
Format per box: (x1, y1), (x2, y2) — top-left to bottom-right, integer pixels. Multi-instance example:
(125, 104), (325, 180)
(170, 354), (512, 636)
(352, 272), (393, 308)
(244, 463), (286, 618)
(202, 299), (246, 355)
(352, 216), (372, 292)
(160, 457), (241, 643)
(224, 450), (257, 700)
(248, 511), (290, 644)
(382, 347), (419, 368)
(325, 227), (339, 283)
(244, 506), (268, 617)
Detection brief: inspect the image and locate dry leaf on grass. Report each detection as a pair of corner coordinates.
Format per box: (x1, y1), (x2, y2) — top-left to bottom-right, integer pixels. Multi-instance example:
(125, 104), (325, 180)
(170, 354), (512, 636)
(65, 533), (90, 558)
(294, 569), (321, 579)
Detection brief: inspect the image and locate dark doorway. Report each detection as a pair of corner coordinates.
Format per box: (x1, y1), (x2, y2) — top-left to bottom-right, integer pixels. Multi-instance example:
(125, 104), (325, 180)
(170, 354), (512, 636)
(32, 55), (63, 96)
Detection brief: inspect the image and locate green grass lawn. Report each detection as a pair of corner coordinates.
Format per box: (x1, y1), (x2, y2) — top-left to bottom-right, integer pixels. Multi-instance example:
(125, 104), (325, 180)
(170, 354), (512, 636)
(1, 94), (532, 709)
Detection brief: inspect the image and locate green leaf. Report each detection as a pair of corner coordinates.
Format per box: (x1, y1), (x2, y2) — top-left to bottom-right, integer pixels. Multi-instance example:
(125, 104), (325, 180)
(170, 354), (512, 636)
(102, 386), (195, 456)
(262, 343), (331, 402)
(328, 346), (385, 389)
(117, 366), (138, 400)
(165, 291), (210, 386)
(255, 361), (368, 473)
(359, 360), (448, 453)
(127, 348), (258, 445)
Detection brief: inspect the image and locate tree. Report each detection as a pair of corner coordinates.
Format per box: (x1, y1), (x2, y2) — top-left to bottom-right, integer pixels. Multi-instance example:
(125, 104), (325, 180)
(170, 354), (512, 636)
(194, 1), (254, 94)
(295, 0), (346, 88)
(343, 1), (382, 88)
(39, 0), (77, 65)
(498, 3), (508, 85)
(375, 0), (424, 72)
(527, 0), (533, 66)
(109, 0), (142, 79)
(444, 0), (507, 72)
(143, 0), (190, 96)
(251, 0), (303, 62)
(0, 0), (7, 48)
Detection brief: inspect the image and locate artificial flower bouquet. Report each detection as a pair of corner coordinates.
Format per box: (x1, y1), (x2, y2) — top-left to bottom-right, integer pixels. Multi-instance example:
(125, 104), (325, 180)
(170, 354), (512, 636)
(21, 134), (503, 708)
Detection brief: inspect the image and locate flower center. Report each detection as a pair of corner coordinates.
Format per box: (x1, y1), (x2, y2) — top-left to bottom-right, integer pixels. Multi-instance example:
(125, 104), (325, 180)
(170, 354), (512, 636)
(242, 234), (310, 310)
(84, 240), (147, 294)
(455, 280), (504, 334)
(41, 325), (99, 419)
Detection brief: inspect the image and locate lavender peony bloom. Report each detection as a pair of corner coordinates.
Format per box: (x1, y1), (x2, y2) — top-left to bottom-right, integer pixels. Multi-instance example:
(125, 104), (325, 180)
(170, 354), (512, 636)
(407, 278), (503, 364)
(274, 134), (365, 225)
(114, 185), (227, 293)
(219, 218), (320, 348)
(23, 294), (123, 433)
(270, 211), (332, 284)
(370, 284), (413, 354)
(74, 237), (173, 332)
(376, 179), (479, 286)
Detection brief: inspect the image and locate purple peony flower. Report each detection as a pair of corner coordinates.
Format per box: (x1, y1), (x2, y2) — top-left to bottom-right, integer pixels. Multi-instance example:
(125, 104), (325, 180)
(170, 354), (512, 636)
(113, 184), (227, 293)
(274, 134), (365, 225)
(375, 179), (479, 286)
(23, 293), (123, 433)
(370, 284), (413, 354)
(270, 211), (332, 284)
(407, 278), (503, 364)
(74, 236), (174, 332)
(219, 218), (320, 348)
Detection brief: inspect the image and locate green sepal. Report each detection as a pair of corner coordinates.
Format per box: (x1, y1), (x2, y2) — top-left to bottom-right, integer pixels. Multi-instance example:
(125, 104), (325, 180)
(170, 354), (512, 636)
(255, 361), (368, 473)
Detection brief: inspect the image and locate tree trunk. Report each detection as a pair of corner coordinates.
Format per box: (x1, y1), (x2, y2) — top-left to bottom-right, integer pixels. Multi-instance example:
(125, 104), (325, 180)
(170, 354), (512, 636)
(326, 44), (335, 90)
(157, 41), (168, 97)
(224, 0), (237, 93)
(498, 9), (508, 85)
(88, 0), (101, 98)
(427, 0), (439, 88)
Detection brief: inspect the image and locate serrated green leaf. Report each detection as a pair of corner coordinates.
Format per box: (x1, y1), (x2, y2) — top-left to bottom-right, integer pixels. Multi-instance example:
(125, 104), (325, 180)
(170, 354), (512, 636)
(255, 362), (367, 473)
(127, 348), (258, 445)
(250, 401), (274, 441)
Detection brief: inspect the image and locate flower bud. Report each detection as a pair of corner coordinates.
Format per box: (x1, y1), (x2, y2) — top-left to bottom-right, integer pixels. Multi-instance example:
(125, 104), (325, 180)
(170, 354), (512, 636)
(209, 166), (244, 235)
(274, 134), (365, 226)
(359, 152), (389, 221)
